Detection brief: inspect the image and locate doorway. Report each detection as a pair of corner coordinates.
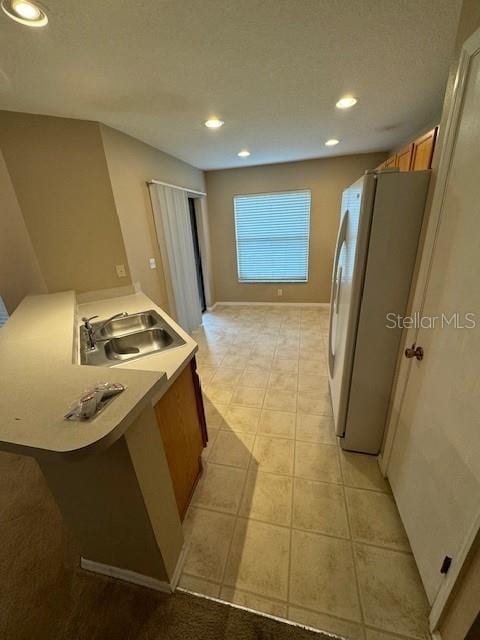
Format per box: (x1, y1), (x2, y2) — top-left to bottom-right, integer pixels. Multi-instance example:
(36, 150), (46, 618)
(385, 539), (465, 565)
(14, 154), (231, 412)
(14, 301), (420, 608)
(188, 197), (207, 313)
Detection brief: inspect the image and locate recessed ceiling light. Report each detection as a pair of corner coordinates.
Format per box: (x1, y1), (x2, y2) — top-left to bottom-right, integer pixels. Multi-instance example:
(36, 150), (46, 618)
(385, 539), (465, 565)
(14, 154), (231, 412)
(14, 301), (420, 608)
(204, 118), (224, 129)
(237, 150), (251, 157)
(325, 139), (340, 146)
(336, 96), (357, 109)
(1, 0), (48, 26)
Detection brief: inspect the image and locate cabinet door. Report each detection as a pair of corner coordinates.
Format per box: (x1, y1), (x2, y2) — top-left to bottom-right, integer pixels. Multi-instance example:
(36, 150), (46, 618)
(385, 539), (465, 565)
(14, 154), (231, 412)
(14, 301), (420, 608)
(190, 357), (208, 446)
(396, 143), (414, 171)
(154, 363), (204, 520)
(411, 127), (438, 170)
(377, 156), (397, 170)
(384, 155), (398, 169)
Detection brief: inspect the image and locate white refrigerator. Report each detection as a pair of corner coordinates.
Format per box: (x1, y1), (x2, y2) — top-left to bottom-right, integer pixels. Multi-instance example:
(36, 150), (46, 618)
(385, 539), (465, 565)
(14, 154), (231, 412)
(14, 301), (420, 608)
(328, 169), (430, 454)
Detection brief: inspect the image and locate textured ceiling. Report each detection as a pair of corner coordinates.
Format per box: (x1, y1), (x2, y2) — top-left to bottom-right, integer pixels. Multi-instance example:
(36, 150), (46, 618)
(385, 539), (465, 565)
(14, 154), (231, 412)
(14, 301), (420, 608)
(0, 0), (461, 170)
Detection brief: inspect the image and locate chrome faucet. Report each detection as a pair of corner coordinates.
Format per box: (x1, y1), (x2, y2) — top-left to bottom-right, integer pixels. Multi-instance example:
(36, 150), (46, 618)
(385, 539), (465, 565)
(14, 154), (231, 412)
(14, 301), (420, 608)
(81, 312), (128, 350)
(95, 312), (128, 336)
(81, 315), (99, 350)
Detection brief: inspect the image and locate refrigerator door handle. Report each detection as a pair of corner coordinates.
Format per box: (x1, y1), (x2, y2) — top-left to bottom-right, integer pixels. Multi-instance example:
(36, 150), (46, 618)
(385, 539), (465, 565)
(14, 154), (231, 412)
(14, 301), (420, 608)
(335, 265), (343, 315)
(328, 209), (349, 377)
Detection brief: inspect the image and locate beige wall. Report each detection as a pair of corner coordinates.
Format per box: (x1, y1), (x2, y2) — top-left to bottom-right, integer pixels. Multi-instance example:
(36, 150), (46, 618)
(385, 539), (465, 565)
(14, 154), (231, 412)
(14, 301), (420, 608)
(206, 153), (386, 303)
(125, 403), (184, 580)
(100, 125), (205, 309)
(0, 149), (46, 313)
(0, 111), (131, 294)
(39, 433), (169, 582)
(39, 404), (184, 585)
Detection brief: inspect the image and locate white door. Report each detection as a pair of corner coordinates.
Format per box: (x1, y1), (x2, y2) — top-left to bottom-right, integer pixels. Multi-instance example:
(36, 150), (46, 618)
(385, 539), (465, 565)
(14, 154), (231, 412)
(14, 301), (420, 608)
(386, 29), (480, 626)
(328, 174), (375, 436)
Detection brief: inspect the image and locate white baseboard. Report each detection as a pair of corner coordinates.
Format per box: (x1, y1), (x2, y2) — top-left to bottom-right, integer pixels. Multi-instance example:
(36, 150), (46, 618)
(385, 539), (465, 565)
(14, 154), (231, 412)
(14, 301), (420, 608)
(206, 303), (217, 311)
(212, 301), (330, 308)
(80, 543), (189, 593)
(169, 543), (189, 591)
(80, 557), (172, 593)
(377, 452), (388, 477)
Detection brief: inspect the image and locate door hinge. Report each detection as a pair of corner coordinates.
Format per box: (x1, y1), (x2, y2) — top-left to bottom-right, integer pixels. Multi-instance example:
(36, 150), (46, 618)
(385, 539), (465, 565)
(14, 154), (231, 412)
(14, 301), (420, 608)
(440, 555), (452, 575)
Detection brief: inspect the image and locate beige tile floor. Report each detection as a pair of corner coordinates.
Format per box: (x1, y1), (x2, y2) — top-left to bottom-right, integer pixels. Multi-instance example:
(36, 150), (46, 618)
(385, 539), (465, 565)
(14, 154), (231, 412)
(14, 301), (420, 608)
(178, 305), (431, 640)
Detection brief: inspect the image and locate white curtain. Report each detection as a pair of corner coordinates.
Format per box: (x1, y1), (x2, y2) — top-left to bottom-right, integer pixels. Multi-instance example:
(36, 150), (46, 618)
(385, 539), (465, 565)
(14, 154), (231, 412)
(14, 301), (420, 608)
(148, 183), (202, 333)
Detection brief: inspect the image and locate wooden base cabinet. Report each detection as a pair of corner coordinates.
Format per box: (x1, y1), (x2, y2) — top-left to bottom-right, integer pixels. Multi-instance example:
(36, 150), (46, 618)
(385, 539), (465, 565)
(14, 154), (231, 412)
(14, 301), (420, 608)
(154, 357), (207, 520)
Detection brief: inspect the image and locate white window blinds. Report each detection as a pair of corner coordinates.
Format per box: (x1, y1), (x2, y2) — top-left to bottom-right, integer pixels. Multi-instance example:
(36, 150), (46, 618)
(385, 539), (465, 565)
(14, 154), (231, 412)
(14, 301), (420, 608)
(0, 296), (8, 328)
(234, 190), (311, 283)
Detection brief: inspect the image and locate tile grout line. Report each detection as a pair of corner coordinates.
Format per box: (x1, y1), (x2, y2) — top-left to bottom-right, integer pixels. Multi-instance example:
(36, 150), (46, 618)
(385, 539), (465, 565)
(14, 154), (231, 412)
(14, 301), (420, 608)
(217, 367), (260, 596)
(188, 501), (415, 556)
(202, 333), (251, 594)
(196, 308), (365, 632)
(182, 570), (383, 632)
(338, 446), (367, 637)
(181, 575), (410, 637)
(286, 349), (300, 615)
(220, 392), (255, 595)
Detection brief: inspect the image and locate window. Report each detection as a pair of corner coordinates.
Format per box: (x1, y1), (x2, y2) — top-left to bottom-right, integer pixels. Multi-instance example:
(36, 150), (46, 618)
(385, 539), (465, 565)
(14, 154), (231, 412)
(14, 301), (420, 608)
(233, 190), (311, 283)
(0, 296), (8, 328)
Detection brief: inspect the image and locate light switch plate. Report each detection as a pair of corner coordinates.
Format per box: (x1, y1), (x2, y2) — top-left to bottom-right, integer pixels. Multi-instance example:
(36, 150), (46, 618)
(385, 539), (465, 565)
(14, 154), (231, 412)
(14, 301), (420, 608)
(149, 257), (157, 270)
(115, 264), (127, 278)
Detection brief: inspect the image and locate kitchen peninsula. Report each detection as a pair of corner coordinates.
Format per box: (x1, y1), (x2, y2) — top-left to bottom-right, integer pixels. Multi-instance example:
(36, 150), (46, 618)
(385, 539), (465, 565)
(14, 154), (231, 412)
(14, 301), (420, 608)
(0, 289), (206, 592)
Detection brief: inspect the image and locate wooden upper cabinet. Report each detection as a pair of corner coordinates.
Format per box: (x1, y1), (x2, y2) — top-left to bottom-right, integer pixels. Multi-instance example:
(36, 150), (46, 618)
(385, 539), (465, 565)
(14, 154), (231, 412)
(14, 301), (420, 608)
(377, 155), (397, 171)
(396, 143), (414, 171)
(376, 126), (439, 173)
(384, 155), (397, 169)
(411, 127), (438, 171)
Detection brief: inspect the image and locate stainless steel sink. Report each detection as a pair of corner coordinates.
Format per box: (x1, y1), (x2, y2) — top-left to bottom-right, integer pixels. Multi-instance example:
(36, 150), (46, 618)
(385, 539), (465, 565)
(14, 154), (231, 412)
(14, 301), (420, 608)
(104, 328), (174, 361)
(80, 309), (186, 366)
(96, 312), (157, 339)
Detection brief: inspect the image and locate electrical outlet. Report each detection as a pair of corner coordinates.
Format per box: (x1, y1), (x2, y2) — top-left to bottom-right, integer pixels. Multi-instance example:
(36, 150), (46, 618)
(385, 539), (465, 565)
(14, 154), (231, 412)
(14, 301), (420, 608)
(115, 264), (127, 278)
(148, 257), (157, 270)
(277, 288), (283, 297)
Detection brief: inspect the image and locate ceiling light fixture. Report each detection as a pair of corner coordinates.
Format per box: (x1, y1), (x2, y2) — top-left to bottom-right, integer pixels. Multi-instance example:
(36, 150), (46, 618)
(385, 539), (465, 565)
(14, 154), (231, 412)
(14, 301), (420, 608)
(325, 139), (340, 146)
(336, 96), (357, 109)
(1, 0), (48, 26)
(237, 150), (250, 157)
(204, 118), (224, 129)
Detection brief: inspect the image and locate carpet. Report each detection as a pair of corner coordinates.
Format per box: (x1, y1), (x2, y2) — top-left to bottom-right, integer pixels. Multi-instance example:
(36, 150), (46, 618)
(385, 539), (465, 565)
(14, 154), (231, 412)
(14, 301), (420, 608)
(62, 578), (333, 639)
(0, 452), (333, 640)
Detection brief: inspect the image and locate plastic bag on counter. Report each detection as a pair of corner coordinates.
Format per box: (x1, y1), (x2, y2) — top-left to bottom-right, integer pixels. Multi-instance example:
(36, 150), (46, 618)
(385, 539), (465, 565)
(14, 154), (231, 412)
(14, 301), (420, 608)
(64, 383), (126, 422)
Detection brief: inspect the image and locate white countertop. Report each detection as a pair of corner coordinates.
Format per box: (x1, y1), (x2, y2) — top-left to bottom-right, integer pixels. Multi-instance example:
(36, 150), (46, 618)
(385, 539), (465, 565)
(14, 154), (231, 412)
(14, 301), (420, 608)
(0, 291), (197, 459)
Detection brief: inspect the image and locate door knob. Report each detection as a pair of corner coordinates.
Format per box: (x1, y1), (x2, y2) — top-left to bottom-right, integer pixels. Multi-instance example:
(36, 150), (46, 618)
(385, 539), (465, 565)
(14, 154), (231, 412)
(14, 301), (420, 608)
(405, 344), (424, 361)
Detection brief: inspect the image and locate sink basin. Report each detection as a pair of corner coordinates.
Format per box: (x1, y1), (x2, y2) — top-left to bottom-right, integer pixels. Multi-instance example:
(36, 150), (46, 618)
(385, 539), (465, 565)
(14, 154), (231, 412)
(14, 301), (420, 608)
(80, 309), (186, 366)
(104, 328), (174, 361)
(96, 311), (158, 339)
